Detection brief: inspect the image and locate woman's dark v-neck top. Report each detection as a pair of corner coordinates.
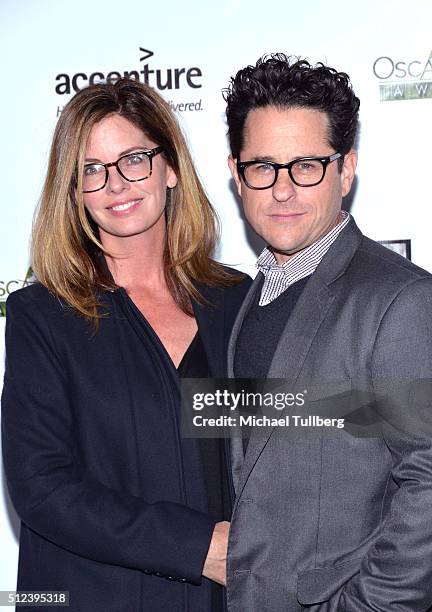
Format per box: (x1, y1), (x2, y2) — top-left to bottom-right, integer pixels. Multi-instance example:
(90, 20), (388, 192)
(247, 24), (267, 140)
(178, 333), (230, 611)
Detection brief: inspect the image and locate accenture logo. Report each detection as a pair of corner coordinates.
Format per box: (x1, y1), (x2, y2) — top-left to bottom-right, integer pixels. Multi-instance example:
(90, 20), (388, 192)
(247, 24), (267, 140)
(55, 47), (203, 95)
(373, 50), (432, 101)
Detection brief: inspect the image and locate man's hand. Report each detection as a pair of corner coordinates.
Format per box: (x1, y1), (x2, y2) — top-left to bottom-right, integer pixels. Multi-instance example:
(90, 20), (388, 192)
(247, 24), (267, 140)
(202, 521), (229, 586)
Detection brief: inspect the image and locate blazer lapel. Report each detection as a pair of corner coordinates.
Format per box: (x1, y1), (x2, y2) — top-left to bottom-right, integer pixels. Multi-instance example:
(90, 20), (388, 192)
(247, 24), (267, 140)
(234, 277), (334, 501)
(227, 274), (263, 493)
(233, 219), (364, 501)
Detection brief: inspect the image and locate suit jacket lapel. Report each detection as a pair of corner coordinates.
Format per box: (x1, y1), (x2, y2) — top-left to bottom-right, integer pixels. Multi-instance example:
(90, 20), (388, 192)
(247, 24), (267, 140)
(227, 273), (263, 492)
(268, 277), (333, 379)
(233, 277), (334, 499)
(232, 219), (364, 501)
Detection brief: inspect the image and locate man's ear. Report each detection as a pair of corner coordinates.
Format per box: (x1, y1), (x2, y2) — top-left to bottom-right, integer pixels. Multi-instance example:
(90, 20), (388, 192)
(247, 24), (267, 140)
(228, 155), (242, 197)
(341, 150), (357, 197)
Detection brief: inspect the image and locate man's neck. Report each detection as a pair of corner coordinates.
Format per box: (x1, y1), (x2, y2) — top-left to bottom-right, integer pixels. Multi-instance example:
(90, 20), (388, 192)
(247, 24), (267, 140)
(272, 210), (345, 265)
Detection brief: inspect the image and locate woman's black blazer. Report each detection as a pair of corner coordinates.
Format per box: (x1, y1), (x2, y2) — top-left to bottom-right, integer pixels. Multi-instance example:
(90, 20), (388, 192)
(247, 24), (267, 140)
(1, 272), (251, 611)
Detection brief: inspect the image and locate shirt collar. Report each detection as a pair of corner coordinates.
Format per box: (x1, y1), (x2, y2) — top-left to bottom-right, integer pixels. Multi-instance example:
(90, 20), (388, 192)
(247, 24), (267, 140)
(257, 211), (350, 276)
(256, 211), (351, 306)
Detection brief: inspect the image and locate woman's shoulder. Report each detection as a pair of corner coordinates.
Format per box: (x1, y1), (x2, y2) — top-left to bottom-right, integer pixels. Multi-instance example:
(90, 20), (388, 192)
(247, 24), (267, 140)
(4, 285), (76, 345)
(220, 265), (252, 280)
(197, 266), (252, 311)
(6, 281), (61, 310)
(6, 282), (64, 315)
(218, 265), (252, 296)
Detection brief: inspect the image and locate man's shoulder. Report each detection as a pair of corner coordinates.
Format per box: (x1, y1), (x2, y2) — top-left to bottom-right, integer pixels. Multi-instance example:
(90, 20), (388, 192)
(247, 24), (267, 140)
(357, 235), (431, 283)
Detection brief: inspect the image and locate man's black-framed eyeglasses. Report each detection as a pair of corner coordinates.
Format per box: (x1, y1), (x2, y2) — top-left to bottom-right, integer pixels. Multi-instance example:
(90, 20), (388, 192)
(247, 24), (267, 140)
(237, 152), (342, 190)
(82, 146), (164, 193)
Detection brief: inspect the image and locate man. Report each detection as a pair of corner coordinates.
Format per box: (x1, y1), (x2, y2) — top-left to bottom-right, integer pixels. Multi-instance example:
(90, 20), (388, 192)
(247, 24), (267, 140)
(220, 54), (432, 610)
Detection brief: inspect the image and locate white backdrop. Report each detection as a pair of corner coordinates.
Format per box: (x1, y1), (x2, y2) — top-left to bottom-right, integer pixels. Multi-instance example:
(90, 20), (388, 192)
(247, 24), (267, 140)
(1, 0), (432, 603)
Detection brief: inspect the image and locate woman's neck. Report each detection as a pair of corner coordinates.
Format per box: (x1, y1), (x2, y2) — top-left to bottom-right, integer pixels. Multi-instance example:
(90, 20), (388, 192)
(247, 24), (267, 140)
(101, 219), (167, 291)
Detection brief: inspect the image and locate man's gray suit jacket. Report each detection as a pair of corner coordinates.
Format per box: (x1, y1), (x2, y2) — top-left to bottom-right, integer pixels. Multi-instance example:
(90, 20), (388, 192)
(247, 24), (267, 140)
(226, 218), (432, 611)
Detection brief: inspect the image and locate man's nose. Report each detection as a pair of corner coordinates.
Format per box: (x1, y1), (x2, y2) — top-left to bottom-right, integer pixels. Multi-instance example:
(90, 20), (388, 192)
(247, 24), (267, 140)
(272, 168), (297, 201)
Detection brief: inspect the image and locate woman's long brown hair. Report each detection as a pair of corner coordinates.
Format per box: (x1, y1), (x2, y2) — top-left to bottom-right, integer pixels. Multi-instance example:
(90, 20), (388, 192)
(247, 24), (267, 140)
(32, 78), (240, 321)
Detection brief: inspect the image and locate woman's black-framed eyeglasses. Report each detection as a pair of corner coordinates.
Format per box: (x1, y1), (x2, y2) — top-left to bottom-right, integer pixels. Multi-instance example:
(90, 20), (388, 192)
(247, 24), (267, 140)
(82, 146), (164, 193)
(237, 152), (342, 190)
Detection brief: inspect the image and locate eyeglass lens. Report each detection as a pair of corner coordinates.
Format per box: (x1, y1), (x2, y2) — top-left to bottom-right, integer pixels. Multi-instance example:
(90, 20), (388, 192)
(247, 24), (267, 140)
(244, 159), (325, 188)
(83, 152), (152, 192)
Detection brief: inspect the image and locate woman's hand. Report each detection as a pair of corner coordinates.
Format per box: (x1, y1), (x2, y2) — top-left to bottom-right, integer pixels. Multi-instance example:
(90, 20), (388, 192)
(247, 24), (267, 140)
(202, 521), (229, 585)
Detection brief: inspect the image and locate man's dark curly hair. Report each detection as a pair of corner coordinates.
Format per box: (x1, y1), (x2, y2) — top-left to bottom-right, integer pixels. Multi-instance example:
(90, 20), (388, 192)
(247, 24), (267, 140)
(224, 54), (360, 165)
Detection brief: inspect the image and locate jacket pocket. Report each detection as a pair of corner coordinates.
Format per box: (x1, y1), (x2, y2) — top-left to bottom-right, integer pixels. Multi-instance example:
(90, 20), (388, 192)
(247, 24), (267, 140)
(297, 557), (361, 605)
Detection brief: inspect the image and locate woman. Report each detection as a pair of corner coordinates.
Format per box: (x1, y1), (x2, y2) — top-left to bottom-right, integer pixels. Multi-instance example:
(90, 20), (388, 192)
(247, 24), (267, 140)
(1, 78), (251, 611)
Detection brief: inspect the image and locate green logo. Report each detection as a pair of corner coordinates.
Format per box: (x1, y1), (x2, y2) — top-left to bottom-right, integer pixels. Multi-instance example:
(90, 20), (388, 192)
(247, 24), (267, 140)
(380, 80), (432, 102)
(374, 50), (432, 102)
(0, 267), (34, 317)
